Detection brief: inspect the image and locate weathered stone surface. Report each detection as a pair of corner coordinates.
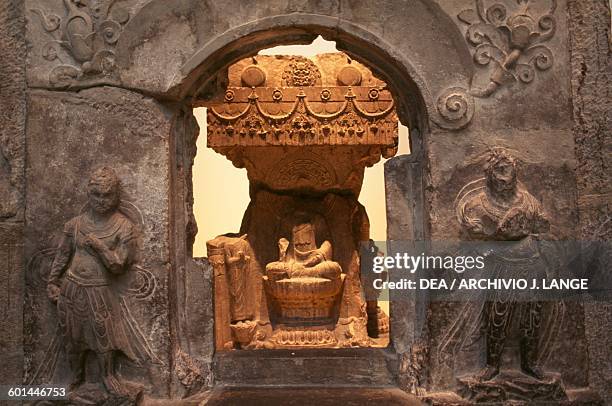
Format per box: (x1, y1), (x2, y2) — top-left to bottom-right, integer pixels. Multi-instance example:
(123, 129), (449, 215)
(7, 0), (611, 403)
(0, 223), (24, 385)
(457, 371), (567, 403)
(200, 386), (421, 405)
(213, 348), (398, 387)
(0, 0), (25, 220)
(385, 155), (429, 396)
(0, 0), (26, 391)
(24, 87), (173, 398)
(568, 1), (612, 402)
(169, 107), (215, 398)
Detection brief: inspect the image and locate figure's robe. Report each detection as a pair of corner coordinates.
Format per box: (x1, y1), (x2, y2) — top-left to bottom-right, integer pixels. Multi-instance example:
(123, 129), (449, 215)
(49, 212), (157, 364)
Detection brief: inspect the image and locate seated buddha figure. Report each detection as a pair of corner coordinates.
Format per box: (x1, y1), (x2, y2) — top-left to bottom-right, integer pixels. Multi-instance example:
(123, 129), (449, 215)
(266, 222), (341, 282)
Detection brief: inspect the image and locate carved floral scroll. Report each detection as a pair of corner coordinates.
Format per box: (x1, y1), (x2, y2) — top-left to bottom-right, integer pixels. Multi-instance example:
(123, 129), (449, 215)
(30, 0), (131, 87)
(458, 0), (557, 97)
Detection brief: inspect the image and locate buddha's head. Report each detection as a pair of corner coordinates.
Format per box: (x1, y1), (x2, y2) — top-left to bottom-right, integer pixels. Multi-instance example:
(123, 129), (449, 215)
(87, 166), (120, 215)
(292, 222), (316, 252)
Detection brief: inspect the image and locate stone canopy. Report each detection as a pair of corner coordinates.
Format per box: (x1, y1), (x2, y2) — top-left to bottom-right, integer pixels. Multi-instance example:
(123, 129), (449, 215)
(206, 54), (398, 196)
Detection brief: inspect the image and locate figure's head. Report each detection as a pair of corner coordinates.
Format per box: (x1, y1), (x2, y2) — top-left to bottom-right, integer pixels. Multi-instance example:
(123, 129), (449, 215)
(292, 222), (316, 252)
(484, 149), (517, 194)
(87, 167), (120, 215)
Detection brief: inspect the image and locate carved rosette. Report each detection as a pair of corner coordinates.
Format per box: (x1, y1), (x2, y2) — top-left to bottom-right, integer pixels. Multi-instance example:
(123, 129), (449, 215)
(282, 56), (322, 86)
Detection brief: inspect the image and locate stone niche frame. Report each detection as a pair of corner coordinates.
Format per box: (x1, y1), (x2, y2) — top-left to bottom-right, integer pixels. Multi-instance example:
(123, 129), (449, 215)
(15, 0), (608, 403)
(162, 11), (471, 396)
(171, 22), (443, 392)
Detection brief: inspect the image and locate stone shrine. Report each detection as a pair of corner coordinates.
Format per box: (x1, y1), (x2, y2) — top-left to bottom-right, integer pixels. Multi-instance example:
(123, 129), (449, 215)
(2, 0), (610, 404)
(206, 54), (395, 350)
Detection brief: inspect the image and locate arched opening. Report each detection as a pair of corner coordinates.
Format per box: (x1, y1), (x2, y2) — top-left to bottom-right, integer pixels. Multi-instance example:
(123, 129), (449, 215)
(191, 37), (414, 355)
(176, 21), (430, 132)
(168, 20), (431, 387)
(192, 36), (411, 257)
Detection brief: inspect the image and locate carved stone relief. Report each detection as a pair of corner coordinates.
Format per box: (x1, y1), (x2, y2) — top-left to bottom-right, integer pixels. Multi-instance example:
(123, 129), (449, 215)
(435, 148), (569, 403)
(434, 87), (475, 131)
(205, 54), (395, 350)
(29, 0), (131, 87)
(12, 0), (608, 402)
(208, 86), (398, 150)
(0, 0), (26, 220)
(28, 167), (161, 403)
(455, 148), (550, 241)
(457, 0), (557, 97)
(282, 56), (322, 87)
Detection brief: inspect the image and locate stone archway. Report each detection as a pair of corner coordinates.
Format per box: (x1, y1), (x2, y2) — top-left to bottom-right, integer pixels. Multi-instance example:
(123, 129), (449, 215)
(165, 22), (443, 394)
(116, 6), (476, 131)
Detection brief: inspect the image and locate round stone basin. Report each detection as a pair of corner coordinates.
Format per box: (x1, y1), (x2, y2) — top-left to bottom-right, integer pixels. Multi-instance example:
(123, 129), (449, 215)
(263, 275), (345, 323)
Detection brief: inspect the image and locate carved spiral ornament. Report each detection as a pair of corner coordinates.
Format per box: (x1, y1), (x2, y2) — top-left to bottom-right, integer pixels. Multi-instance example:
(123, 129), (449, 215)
(99, 20), (121, 44)
(526, 45), (554, 70)
(42, 42), (60, 61)
(516, 64), (535, 83)
(486, 4), (507, 25)
(282, 57), (321, 87)
(435, 87), (475, 130)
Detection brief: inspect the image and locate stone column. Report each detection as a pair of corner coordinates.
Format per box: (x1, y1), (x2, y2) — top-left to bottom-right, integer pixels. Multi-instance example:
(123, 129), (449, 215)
(206, 242), (232, 352)
(385, 148), (428, 395)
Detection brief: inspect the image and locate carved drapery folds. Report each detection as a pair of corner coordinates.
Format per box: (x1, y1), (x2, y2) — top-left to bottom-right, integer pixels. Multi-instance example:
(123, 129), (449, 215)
(30, 0), (130, 87)
(205, 54), (394, 350)
(457, 0), (557, 97)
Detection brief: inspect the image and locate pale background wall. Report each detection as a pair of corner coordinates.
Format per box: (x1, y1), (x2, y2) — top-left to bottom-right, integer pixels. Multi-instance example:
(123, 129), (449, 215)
(192, 37), (410, 257)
